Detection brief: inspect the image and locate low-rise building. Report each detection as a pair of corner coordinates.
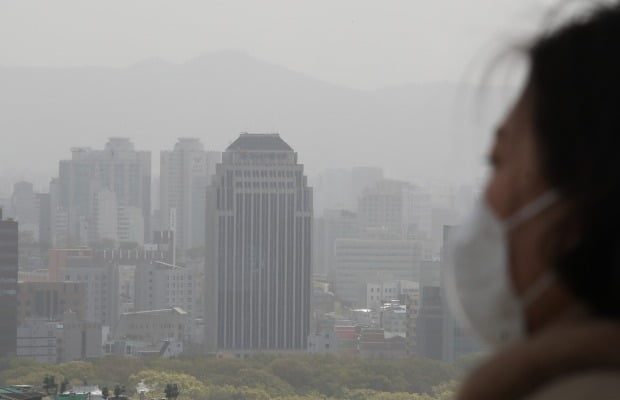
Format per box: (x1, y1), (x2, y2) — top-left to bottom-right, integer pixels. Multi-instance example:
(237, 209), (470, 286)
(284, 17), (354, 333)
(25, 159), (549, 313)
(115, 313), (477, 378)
(307, 330), (339, 354)
(61, 311), (103, 361)
(134, 261), (196, 313)
(17, 281), (87, 324)
(307, 318), (359, 356)
(47, 249), (118, 327)
(405, 293), (420, 355)
(358, 328), (407, 360)
(380, 301), (407, 337)
(16, 319), (59, 363)
(349, 308), (377, 327)
(366, 280), (419, 309)
(66, 386), (103, 400)
(104, 339), (183, 359)
(113, 307), (188, 344)
(134, 261), (198, 342)
(0, 386), (44, 400)
(16, 311), (103, 363)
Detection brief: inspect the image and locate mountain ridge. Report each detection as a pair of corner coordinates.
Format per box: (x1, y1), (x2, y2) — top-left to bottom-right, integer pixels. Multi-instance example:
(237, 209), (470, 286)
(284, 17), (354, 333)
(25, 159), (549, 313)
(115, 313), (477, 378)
(0, 50), (506, 184)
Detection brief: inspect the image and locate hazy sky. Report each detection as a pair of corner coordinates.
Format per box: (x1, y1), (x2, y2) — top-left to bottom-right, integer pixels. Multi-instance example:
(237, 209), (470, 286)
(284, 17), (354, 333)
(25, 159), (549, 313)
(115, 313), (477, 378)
(0, 0), (573, 194)
(1, 0), (560, 90)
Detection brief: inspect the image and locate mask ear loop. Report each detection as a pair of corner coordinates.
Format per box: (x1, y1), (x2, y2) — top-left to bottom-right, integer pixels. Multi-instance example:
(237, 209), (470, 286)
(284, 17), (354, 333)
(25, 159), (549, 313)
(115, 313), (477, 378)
(504, 190), (561, 308)
(505, 190), (561, 231)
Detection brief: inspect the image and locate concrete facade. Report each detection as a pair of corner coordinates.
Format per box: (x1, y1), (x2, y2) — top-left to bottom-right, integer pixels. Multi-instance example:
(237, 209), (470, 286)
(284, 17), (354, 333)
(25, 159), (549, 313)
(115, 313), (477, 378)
(0, 213), (18, 357)
(205, 134), (312, 353)
(160, 138), (221, 251)
(113, 307), (188, 344)
(366, 280), (419, 310)
(17, 312), (103, 363)
(334, 239), (419, 307)
(58, 138), (151, 245)
(312, 209), (359, 276)
(17, 281), (87, 324)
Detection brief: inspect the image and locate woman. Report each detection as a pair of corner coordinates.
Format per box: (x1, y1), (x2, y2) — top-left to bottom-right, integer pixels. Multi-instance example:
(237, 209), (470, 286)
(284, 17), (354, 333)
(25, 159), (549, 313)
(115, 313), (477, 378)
(445, 3), (620, 399)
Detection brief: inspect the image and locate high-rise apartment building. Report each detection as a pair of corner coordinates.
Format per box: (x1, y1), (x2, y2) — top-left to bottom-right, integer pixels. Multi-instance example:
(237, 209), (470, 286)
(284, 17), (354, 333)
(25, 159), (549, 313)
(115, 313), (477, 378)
(10, 181), (37, 226)
(351, 166), (384, 205)
(160, 138), (221, 251)
(36, 193), (52, 248)
(204, 133), (312, 353)
(0, 210), (18, 357)
(358, 179), (432, 242)
(50, 178), (69, 248)
(312, 209), (359, 276)
(58, 138), (151, 245)
(313, 169), (354, 217)
(357, 180), (413, 239)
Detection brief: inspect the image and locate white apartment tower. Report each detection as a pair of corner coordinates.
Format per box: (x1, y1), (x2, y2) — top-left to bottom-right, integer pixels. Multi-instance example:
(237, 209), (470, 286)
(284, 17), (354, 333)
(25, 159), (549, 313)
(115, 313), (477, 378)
(357, 179), (431, 241)
(160, 138), (221, 251)
(58, 138), (151, 245)
(204, 133), (312, 353)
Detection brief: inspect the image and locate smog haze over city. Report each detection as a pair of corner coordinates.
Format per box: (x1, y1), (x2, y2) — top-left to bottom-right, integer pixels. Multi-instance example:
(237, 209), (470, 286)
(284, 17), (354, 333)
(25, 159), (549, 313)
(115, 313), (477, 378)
(0, 0), (564, 189)
(0, 1), (570, 400)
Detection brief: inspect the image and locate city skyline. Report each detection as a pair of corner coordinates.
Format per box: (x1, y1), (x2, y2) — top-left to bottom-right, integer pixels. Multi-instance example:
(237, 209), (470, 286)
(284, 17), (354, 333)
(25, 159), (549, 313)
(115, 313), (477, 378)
(0, 50), (510, 192)
(0, 1), (615, 398)
(4, 127), (478, 368)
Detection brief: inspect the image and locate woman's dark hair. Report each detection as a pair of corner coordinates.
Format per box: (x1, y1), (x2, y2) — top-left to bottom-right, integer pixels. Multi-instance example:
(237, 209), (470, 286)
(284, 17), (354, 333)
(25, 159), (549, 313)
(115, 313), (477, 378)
(527, 2), (620, 318)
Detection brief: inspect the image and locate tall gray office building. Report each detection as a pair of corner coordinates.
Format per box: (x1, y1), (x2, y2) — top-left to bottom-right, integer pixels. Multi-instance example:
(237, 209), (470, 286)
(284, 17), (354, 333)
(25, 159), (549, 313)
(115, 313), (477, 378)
(204, 133), (312, 353)
(0, 210), (18, 357)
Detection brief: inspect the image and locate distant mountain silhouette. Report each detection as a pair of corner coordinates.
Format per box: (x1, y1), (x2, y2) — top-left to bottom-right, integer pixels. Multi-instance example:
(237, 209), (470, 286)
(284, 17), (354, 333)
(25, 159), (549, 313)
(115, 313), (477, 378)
(0, 50), (508, 183)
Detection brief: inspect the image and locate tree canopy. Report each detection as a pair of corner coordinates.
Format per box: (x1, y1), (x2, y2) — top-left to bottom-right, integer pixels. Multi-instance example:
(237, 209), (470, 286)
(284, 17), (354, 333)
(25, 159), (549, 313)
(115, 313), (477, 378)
(0, 353), (481, 400)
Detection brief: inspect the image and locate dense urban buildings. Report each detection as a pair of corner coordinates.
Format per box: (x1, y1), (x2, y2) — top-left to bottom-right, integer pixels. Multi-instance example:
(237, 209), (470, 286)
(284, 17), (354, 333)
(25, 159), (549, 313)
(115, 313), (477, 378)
(312, 167), (384, 217)
(10, 182), (37, 235)
(134, 261), (195, 313)
(113, 307), (188, 344)
(16, 311), (102, 363)
(413, 226), (482, 360)
(357, 179), (431, 241)
(160, 138), (221, 252)
(334, 239), (419, 307)
(134, 260), (199, 343)
(0, 210), (18, 358)
(57, 138), (151, 246)
(0, 132), (486, 364)
(312, 209), (359, 277)
(204, 133), (312, 354)
(413, 286), (444, 359)
(17, 281), (87, 323)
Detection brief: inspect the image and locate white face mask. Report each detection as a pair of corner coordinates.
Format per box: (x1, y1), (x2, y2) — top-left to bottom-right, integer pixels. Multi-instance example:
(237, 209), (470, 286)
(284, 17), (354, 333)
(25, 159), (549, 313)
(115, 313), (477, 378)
(444, 191), (560, 347)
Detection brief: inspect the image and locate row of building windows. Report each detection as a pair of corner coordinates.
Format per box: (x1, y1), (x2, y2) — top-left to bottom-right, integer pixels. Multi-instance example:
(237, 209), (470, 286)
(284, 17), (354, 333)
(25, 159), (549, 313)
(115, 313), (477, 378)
(234, 181), (296, 189)
(129, 323), (183, 330)
(166, 289), (192, 295)
(234, 170), (298, 178)
(65, 274), (107, 282)
(370, 287), (396, 293)
(167, 275), (191, 281)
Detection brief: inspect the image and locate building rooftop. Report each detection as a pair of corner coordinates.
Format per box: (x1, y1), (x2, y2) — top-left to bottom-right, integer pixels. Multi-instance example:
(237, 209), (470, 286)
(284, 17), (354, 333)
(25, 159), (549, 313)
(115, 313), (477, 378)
(121, 307), (187, 316)
(0, 387), (43, 400)
(227, 133), (293, 152)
